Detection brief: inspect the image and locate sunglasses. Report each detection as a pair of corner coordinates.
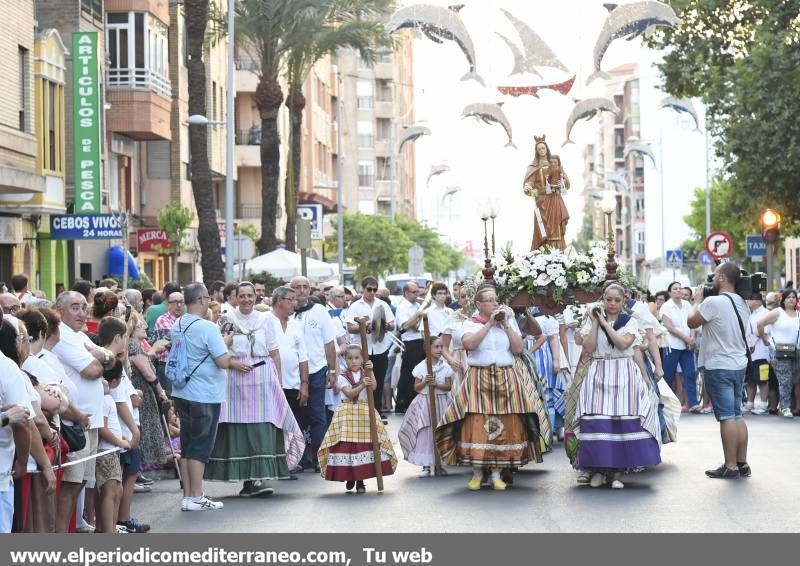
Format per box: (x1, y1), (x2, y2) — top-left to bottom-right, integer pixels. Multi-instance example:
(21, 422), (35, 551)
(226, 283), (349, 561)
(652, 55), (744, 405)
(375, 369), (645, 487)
(365, 287), (378, 292)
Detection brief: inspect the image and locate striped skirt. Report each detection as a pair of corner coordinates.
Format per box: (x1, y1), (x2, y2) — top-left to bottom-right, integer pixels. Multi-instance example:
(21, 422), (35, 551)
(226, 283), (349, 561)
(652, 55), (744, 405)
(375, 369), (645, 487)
(449, 347), (468, 393)
(435, 360), (550, 467)
(398, 391), (451, 466)
(318, 400), (397, 482)
(220, 355), (305, 470)
(573, 357), (661, 470)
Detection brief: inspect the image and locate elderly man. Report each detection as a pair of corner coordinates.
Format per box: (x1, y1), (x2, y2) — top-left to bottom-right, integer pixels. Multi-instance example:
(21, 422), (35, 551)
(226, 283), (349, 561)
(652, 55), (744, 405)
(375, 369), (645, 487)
(122, 289), (143, 314)
(394, 281), (427, 413)
(52, 291), (119, 532)
(151, 291), (184, 396)
(346, 277), (396, 417)
(269, 286), (309, 479)
(0, 293), (21, 316)
(146, 281), (181, 335)
(289, 276), (338, 472)
(170, 283), (251, 511)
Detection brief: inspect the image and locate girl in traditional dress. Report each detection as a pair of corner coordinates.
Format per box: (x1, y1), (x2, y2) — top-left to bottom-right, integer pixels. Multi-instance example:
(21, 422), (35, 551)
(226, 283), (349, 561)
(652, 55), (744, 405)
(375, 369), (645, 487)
(318, 345), (397, 494)
(398, 334), (453, 477)
(573, 283), (661, 489)
(204, 281), (305, 497)
(436, 285), (550, 491)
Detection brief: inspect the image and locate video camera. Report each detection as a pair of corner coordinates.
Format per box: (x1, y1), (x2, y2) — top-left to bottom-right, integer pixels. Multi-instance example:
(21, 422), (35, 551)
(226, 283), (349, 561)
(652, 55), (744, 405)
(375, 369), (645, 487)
(702, 269), (767, 299)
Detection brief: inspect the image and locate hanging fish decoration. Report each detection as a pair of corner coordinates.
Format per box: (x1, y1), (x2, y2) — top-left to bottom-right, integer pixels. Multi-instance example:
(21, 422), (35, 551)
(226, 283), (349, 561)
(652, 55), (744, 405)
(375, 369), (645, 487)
(624, 140), (657, 167)
(563, 97), (620, 146)
(659, 96), (702, 131)
(397, 125), (432, 155)
(605, 173), (629, 190)
(587, 1), (680, 85)
(497, 75), (575, 98)
(499, 9), (569, 75)
(426, 164), (451, 187)
(461, 102), (516, 149)
(387, 4), (485, 86)
(441, 186), (462, 203)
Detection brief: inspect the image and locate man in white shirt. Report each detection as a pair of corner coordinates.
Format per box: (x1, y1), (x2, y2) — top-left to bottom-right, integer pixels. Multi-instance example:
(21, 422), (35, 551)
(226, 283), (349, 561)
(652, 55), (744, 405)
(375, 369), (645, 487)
(0, 352), (33, 533)
(659, 282), (701, 411)
(346, 277), (396, 416)
(52, 291), (119, 532)
(394, 281), (426, 413)
(426, 282), (453, 336)
(289, 276), (338, 472)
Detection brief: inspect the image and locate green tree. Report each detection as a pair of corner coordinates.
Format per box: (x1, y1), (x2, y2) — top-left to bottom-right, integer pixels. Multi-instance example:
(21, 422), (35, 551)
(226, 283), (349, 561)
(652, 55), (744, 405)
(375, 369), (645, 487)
(394, 217), (463, 277)
(157, 202), (196, 277)
(185, 0), (224, 285)
(326, 213), (411, 280)
(648, 0), (800, 226)
(283, 0), (393, 251)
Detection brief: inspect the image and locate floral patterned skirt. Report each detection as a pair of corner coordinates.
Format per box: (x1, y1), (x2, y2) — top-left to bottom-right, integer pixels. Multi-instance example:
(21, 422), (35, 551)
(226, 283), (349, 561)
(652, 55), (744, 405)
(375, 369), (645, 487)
(455, 413), (532, 467)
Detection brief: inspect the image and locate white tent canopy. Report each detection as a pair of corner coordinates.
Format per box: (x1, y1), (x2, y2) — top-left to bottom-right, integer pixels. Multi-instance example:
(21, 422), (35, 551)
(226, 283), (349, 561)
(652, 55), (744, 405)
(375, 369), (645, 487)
(238, 248), (339, 282)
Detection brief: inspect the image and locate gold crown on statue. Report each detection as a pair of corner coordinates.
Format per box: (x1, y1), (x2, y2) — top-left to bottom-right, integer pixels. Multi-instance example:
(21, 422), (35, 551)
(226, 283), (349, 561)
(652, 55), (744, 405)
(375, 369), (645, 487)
(534, 134), (546, 144)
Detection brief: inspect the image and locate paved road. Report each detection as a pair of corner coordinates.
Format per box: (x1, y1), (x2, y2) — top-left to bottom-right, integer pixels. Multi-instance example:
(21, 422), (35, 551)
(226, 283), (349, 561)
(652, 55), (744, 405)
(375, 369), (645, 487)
(135, 413), (800, 532)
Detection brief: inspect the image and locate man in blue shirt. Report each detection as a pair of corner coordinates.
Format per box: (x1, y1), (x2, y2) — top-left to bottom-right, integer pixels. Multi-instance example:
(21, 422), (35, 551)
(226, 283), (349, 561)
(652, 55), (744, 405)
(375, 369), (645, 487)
(171, 282), (251, 511)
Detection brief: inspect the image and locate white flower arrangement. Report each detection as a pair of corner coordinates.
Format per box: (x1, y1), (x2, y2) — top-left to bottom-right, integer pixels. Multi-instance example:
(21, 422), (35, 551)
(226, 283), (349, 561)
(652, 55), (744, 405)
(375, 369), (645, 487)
(493, 243), (607, 304)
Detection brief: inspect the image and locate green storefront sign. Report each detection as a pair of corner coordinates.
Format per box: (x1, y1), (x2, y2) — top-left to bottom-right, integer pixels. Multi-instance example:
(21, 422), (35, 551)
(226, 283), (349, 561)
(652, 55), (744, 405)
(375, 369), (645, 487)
(72, 32), (102, 214)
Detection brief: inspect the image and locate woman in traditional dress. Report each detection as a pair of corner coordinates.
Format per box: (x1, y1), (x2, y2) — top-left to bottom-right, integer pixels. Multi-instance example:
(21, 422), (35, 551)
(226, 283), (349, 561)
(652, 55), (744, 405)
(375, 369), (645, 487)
(204, 281), (305, 496)
(398, 334), (453, 477)
(523, 135), (570, 250)
(318, 345), (397, 494)
(441, 282), (473, 392)
(436, 285), (549, 491)
(572, 283), (661, 489)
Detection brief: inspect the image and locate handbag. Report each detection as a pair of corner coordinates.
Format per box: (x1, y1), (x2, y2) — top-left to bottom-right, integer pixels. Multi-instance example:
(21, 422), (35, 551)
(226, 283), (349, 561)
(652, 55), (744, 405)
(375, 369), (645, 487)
(774, 317), (800, 360)
(60, 421), (86, 453)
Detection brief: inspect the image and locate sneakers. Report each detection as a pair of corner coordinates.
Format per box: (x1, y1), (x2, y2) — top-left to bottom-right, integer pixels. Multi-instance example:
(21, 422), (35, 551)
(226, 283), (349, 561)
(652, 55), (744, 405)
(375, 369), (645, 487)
(743, 402), (754, 414)
(239, 480), (274, 497)
(751, 406), (766, 415)
(781, 408), (794, 418)
(181, 496), (224, 511)
(117, 518), (151, 533)
(355, 481), (366, 494)
(705, 465), (740, 479)
(737, 462), (752, 477)
(133, 482), (152, 493)
(137, 474), (154, 486)
(689, 403), (704, 414)
(576, 470), (592, 485)
(419, 466), (431, 478)
(700, 403), (714, 414)
(611, 479), (625, 489)
(590, 473), (606, 488)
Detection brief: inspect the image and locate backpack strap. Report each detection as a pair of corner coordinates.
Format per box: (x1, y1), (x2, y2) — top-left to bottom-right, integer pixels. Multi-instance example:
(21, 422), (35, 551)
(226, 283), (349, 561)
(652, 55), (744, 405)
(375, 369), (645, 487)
(722, 293), (752, 366)
(180, 317), (211, 385)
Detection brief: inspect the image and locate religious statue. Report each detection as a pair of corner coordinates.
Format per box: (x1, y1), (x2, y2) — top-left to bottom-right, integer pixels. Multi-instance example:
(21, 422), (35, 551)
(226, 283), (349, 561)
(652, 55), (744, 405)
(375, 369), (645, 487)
(523, 135), (570, 250)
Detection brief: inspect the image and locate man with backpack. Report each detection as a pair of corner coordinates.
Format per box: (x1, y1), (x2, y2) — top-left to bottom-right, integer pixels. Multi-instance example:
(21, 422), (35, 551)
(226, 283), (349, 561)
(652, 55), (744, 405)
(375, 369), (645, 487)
(167, 283), (251, 511)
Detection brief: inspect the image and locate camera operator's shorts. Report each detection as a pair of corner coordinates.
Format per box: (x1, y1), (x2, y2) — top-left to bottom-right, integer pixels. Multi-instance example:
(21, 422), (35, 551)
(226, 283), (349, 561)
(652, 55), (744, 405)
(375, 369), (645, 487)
(173, 398), (221, 463)
(704, 368), (746, 421)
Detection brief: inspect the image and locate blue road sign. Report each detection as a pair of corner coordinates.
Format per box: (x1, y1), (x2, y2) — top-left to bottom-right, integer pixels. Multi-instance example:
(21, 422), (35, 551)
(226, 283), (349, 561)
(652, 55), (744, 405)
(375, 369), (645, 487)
(746, 235), (766, 258)
(666, 249), (684, 268)
(698, 251), (714, 265)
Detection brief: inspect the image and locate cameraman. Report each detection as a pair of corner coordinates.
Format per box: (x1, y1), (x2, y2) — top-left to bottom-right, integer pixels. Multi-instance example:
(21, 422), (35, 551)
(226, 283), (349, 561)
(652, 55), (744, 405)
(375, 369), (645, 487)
(688, 263), (751, 479)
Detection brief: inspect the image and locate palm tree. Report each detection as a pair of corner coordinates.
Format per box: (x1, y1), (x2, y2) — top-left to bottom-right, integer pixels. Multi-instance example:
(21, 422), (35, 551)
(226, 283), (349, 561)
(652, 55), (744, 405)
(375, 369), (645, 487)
(282, 0), (394, 251)
(185, 0), (224, 284)
(235, 0), (302, 254)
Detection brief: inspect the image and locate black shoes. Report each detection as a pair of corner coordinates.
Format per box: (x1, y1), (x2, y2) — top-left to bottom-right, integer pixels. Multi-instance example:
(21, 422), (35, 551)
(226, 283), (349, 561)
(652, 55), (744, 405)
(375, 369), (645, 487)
(737, 462), (752, 477)
(705, 465), (741, 479)
(239, 480), (275, 497)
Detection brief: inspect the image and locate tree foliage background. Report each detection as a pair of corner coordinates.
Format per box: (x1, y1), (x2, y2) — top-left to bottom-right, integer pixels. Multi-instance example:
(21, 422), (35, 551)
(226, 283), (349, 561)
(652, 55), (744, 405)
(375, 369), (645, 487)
(326, 213), (465, 281)
(648, 0), (800, 228)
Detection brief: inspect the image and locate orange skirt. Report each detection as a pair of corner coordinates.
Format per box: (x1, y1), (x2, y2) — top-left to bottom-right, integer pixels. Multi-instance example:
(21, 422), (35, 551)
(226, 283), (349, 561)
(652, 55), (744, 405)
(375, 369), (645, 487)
(455, 413), (533, 467)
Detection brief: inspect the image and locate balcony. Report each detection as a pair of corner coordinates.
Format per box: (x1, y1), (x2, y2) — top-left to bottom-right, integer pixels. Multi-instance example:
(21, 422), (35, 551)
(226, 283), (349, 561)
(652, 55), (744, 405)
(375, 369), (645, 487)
(237, 203), (262, 218)
(374, 61), (393, 80)
(235, 132), (261, 168)
(374, 100), (393, 119)
(106, 0), (168, 24)
(0, 126), (44, 195)
(375, 139), (390, 156)
(235, 57), (259, 93)
(106, 69), (171, 140)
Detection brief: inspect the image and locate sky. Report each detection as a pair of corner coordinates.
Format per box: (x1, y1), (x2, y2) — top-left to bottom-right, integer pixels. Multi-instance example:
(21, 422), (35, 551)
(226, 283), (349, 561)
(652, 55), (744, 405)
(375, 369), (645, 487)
(404, 0), (680, 257)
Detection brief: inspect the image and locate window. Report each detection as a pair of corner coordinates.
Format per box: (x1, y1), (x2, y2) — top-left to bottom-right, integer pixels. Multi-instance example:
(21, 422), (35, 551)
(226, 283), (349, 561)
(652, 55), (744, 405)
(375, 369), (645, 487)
(82, 0), (103, 22)
(212, 81), (217, 120)
(635, 230), (645, 256)
(106, 12), (170, 97)
(376, 118), (390, 142)
(376, 157), (390, 181)
(376, 80), (392, 102)
(356, 80), (373, 110)
(18, 47), (29, 132)
(357, 121), (374, 148)
(358, 160), (375, 187)
(147, 141), (171, 179)
(47, 82), (56, 170)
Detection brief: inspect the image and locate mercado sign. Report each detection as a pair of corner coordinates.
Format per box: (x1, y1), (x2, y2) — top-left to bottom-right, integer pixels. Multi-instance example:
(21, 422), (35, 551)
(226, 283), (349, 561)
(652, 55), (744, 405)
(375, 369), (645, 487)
(137, 228), (172, 253)
(50, 214), (122, 240)
(72, 32), (102, 213)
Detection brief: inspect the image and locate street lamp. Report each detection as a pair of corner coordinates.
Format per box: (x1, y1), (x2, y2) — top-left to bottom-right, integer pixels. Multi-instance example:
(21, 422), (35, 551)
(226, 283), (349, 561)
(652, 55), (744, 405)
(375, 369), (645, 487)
(600, 190), (618, 280)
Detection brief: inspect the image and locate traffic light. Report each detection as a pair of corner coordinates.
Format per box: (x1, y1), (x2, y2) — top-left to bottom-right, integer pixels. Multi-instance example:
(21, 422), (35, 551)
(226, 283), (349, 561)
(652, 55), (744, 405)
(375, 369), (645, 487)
(761, 209), (781, 243)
